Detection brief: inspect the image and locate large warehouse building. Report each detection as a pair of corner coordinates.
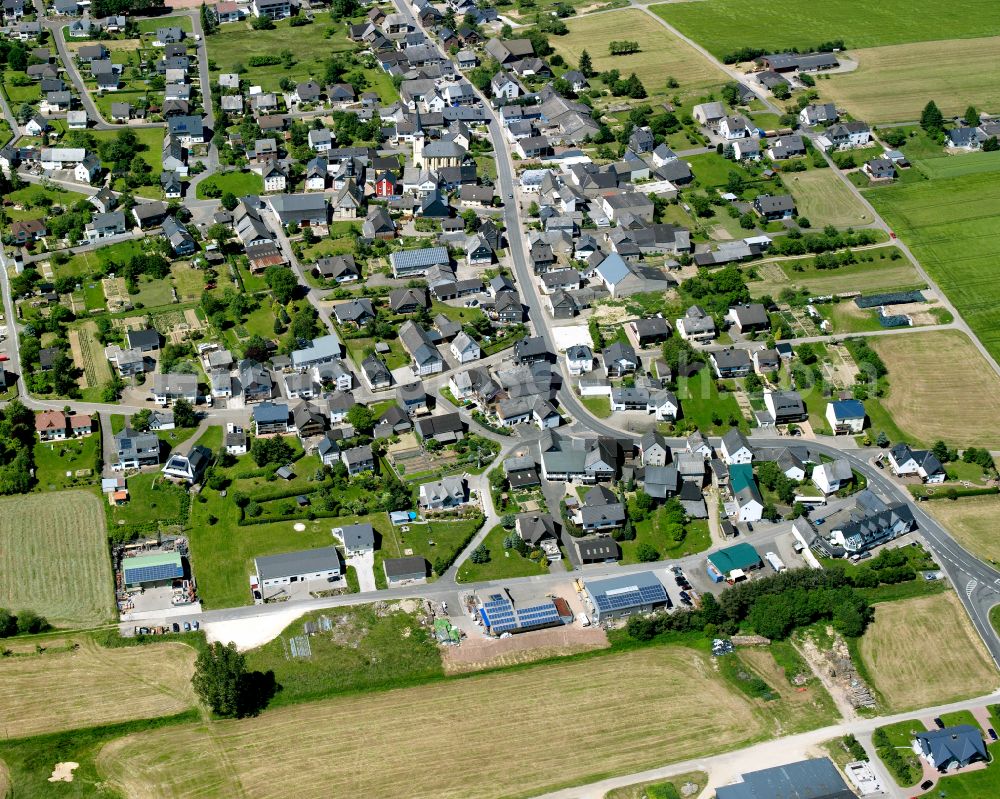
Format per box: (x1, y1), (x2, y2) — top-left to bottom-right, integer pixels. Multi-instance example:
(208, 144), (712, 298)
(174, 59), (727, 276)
(253, 547), (342, 601)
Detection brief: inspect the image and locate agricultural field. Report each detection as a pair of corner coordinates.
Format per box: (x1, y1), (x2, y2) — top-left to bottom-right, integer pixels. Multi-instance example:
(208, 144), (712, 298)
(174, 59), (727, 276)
(0, 636), (196, 738)
(650, 0), (1000, 59)
(912, 151), (1000, 181)
(783, 170), (873, 228)
(924, 495), (1000, 565)
(0, 492), (115, 627)
(96, 646), (788, 799)
(207, 18), (359, 93)
(866, 168), (1000, 365)
(552, 9), (729, 100)
(747, 250), (923, 298)
(857, 592), (998, 712)
(870, 330), (1000, 448)
(818, 37), (1000, 123)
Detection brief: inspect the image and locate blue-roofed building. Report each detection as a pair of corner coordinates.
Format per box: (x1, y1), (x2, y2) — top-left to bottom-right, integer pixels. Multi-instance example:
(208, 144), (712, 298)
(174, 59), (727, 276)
(475, 590), (567, 635)
(291, 333), (343, 371)
(716, 758), (854, 799)
(389, 246), (450, 277)
(914, 725), (987, 770)
(253, 401), (289, 435)
(826, 399), (866, 435)
(122, 551), (183, 587)
(584, 572), (668, 622)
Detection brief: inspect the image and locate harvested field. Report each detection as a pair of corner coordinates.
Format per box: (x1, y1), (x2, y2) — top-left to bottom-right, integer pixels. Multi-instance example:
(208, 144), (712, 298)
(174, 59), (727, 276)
(783, 170), (872, 228)
(442, 625), (610, 674)
(552, 9), (728, 98)
(819, 37), (1000, 123)
(0, 492), (115, 627)
(870, 330), (1000, 448)
(98, 647), (773, 799)
(923, 496), (1000, 565)
(0, 637), (197, 738)
(858, 592), (998, 712)
(0, 760), (7, 798)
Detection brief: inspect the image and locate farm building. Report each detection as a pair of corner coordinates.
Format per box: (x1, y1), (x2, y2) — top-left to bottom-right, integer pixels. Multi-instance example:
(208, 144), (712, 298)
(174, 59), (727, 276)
(584, 572), (668, 623)
(122, 551), (183, 588)
(475, 589), (570, 635)
(383, 556), (427, 585)
(707, 543), (763, 583)
(252, 547), (342, 600)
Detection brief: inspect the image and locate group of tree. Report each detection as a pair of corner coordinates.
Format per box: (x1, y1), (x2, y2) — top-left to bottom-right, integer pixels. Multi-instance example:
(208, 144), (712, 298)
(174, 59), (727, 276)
(599, 69), (647, 99)
(0, 401), (37, 494)
(192, 642), (276, 718)
(680, 264), (751, 316)
(756, 460), (799, 505)
(920, 100), (944, 137)
(0, 607), (49, 637)
(768, 227), (879, 257)
(608, 40), (640, 55)
(251, 436), (295, 468)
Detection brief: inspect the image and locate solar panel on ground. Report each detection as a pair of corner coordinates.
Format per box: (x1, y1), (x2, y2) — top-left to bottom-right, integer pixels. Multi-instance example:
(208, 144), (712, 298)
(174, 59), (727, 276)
(289, 635), (312, 658)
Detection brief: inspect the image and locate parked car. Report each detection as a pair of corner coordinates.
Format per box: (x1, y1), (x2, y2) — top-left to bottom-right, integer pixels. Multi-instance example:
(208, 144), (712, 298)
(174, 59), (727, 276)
(192, 620), (200, 631)
(934, 717), (944, 729)
(679, 591), (692, 606)
(920, 780), (933, 790)
(171, 622), (180, 633)
(183, 621), (191, 632)
(989, 728), (998, 741)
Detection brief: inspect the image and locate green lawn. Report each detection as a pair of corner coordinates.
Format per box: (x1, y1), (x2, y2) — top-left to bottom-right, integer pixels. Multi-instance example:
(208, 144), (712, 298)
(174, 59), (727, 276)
(623, 515), (710, 564)
(130, 274), (176, 309)
(930, 749), (1000, 797)
(194, 424), (223, 452)
(676, 369), (744, 433)
(651, 0), (1000, 59)
(430, 301), (486, 326)
(243, 605), (443, 709)
(90, 126), (164, 175)
(109, 472), (190, 532)
(866, 168), (1000, 366)
(455, 525), (550, 583)
(137, 15), (193, 34)
(687, 152), (756, 188)
(2, 71), (41, 103)
(874, 718), (924, 787)
(170, 262), (207, 302)
(207, 18), (358, 93)
(581, 396), (612, 419)
(374, 517), (483, 583)
(32, 435), (100, 492)
(56, 239), (148, 282)
(344, 336), (408, 370)
(195, 170), (264, 200)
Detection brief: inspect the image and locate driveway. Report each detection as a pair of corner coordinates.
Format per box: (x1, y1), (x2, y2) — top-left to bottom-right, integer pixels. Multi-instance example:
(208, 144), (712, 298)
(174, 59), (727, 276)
(346, 550), (376, 593)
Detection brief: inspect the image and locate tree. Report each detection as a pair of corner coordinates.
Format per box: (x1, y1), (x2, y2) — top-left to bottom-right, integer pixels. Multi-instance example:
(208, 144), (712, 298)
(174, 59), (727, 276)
(0, 608), (16, 638)
(346, 404), (375, 434)
(15, 609), (47, 635)
(251, 436), (293, 467)
(470, 543), (490, 564)
(501, 513), (516, 529)
(964, 105), (980, 127)
(578, 49), (593, 78)
(264, 266), (299, 304)
(243, 335), (270, 362)
(876, 431), (890, 448)
(173, 397), (197, 428)
(221, 192), (239, 211)
(931, 440), (950, 464)
(636, 543), (659, 563)
(920, 100), (944, 134)
(130, 408), (152, 431)
(984, 136), (1000, 152)
(192, 642), (246, 717)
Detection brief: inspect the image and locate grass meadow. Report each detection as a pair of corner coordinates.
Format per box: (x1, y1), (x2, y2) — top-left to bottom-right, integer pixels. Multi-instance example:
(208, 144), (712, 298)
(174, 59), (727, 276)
(866, 165), (1000, 367)
(651, 0), (1000, 59)
(924, 495), (1000, 565)
(783, 169), (874, 228)
(0, 492), (114, 627)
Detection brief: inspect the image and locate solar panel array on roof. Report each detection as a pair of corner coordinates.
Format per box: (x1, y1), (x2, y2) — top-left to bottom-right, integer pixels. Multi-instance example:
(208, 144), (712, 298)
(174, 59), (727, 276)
(122, 553), (183, 585)
(479, 593), (561, 633)
(592, 581), (667, 613)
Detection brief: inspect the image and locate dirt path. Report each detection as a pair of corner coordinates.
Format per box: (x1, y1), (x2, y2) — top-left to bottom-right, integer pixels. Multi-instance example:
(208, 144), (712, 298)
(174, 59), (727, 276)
(442, 626), (609, 674)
